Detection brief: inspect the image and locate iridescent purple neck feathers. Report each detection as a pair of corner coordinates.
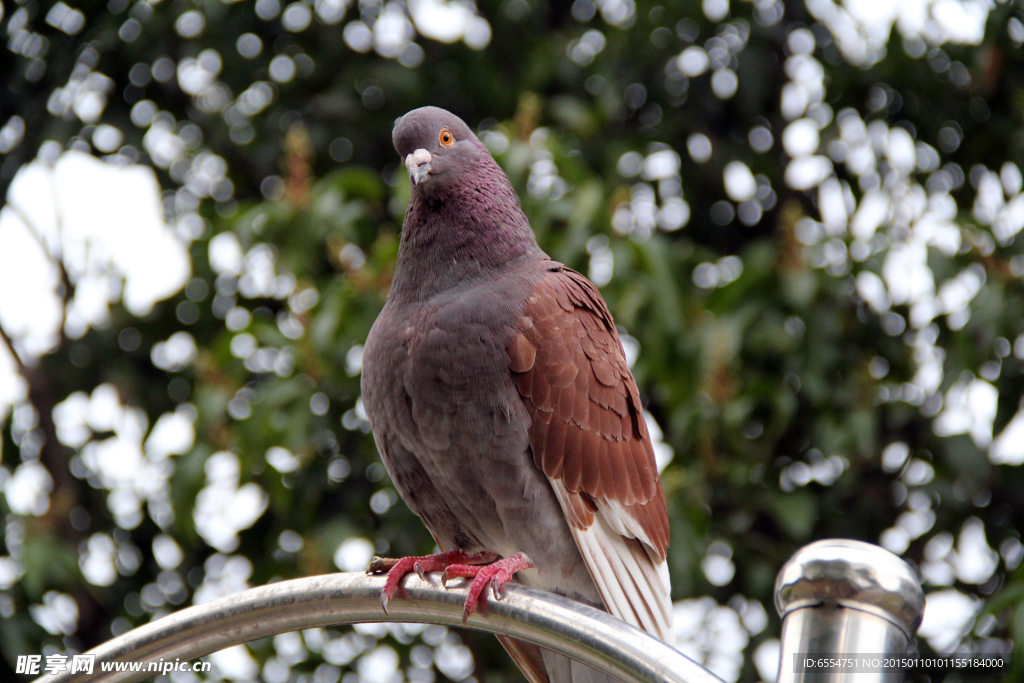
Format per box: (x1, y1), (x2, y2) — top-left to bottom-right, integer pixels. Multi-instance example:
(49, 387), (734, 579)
(390, 142), (543, 302)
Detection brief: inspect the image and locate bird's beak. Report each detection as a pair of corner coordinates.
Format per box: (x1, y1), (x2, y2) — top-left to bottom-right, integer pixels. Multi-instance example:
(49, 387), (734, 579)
(405, 149), (432, 187)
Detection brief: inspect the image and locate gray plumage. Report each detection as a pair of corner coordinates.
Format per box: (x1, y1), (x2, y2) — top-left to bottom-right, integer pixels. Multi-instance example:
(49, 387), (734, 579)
(361, 107), (672, 683)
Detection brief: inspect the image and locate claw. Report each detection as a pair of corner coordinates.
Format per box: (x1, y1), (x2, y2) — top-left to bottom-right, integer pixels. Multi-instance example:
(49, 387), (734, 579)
(449, 552), (534, 625)
(372, 549), (500, 614)
(440, 569), (463, 588)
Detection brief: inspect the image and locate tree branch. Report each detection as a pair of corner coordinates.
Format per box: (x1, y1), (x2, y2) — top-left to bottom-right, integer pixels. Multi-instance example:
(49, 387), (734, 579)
(6, 196), (76, 313)
(0, 320), (29, 378)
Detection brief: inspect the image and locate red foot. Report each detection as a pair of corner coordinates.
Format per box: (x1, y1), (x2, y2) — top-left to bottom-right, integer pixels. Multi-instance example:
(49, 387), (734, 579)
(442, 552), (534, 624)
(367, 549), (498, 613)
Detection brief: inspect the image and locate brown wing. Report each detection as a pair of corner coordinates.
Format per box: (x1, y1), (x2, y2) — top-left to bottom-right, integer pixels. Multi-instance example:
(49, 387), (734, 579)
(507, 265), (669, 561)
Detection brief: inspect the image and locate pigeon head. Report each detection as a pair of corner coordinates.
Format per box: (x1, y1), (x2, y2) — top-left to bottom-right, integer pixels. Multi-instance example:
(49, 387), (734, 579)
(392, 107), (484, 196)
(386, 106), (540, 299)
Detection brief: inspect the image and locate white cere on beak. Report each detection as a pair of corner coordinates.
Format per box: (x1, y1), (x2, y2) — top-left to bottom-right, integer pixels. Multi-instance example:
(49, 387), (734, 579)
(405, 148), (432, 186)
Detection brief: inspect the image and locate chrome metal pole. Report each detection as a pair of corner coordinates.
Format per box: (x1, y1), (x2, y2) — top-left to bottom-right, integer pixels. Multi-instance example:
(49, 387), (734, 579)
(34, 571), (724, 683)
(774, 539), (925, 683)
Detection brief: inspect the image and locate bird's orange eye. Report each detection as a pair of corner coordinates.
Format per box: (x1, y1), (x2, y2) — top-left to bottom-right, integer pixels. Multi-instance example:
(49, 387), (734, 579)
(439, 128), (455, 147)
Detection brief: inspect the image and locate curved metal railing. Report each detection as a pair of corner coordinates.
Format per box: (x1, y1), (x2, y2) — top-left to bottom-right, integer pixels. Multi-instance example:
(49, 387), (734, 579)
(31, 540), (927, 683)
(35, 571), (725, 683)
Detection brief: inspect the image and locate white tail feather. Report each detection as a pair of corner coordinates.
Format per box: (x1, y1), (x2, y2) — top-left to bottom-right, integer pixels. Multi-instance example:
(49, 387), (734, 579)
(548, 480), (673, 642)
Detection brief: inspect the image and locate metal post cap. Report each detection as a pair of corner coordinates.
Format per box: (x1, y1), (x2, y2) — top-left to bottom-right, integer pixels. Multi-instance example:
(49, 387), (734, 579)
(774, 539), (925, 637)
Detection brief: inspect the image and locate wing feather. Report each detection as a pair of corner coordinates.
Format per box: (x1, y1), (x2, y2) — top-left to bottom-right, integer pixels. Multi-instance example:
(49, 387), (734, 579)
(507, 264), (672, 642)
(548, 481), (673, 640)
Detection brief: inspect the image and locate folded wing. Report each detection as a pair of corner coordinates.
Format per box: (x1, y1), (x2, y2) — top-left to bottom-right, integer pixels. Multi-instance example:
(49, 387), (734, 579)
(508, 265), (672, 641)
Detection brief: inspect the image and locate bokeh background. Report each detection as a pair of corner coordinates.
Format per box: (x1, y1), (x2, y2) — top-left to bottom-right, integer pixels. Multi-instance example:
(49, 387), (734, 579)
(1, 0), (1024, 680)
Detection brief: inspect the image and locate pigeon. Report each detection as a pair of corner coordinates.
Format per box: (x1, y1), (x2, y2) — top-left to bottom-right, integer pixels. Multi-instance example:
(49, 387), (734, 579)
(361, 106), (671, 683)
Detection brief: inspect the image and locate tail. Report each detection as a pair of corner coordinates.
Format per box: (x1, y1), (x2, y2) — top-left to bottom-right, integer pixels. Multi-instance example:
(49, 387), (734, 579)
(497, 636), (623, 683)
(540, 649), (620, 683)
